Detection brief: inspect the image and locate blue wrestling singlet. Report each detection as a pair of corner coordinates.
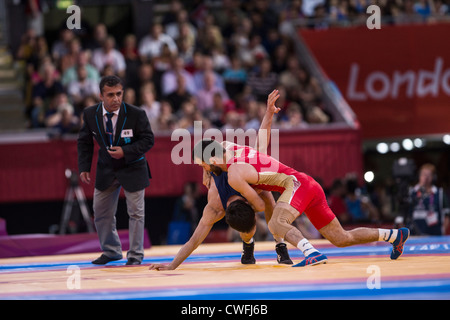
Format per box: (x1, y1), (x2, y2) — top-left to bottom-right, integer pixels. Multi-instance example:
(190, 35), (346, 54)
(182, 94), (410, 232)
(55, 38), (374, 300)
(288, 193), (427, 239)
(211, 172), (243, 210)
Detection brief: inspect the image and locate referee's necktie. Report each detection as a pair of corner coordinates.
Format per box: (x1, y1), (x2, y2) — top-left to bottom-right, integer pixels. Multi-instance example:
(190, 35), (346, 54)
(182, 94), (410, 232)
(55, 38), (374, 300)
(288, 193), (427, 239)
(105, 112), (114, 148)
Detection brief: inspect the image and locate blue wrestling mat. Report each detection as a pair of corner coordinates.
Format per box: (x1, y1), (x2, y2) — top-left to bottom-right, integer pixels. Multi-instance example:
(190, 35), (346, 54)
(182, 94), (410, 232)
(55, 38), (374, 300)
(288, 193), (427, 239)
(1, 236), (449, 300)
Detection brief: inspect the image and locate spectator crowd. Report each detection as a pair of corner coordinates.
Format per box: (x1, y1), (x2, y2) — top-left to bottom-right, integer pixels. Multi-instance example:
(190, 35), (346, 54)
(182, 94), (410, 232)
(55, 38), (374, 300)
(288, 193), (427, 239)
(15, 0), (449, 135)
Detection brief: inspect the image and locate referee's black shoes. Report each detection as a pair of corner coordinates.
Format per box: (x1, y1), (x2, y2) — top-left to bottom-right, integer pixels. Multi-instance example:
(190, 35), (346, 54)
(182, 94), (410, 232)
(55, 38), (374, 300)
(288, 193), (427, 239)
(91, 254), (122, 265)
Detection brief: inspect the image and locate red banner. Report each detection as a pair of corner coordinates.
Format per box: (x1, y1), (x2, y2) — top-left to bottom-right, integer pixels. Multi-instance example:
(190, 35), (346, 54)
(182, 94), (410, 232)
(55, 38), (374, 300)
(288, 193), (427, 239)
(301, 24), (450, 139)
(0, 128), (361, 203)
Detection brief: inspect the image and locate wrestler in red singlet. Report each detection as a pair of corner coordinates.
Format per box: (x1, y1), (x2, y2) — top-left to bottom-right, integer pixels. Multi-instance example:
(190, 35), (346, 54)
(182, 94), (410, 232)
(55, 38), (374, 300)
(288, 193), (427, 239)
(226, 144), (335, 230)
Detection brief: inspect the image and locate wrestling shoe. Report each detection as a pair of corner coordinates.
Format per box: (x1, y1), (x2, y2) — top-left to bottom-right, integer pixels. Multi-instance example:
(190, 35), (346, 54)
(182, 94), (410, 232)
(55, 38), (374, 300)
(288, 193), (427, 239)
(276, 243), (293, 264)
(241, 241), (256, 264)
(292, 251), (328, 267)
(390, 227), (410, 260)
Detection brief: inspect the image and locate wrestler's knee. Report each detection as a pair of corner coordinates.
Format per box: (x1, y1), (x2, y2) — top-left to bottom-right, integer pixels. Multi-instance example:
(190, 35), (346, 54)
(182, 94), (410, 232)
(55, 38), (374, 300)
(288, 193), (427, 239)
(268, 206), (296, 239)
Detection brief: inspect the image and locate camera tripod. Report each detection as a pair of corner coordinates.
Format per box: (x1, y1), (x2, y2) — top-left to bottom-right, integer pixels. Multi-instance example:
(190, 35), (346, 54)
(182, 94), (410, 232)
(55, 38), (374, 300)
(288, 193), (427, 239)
(59, 169), (95, 235)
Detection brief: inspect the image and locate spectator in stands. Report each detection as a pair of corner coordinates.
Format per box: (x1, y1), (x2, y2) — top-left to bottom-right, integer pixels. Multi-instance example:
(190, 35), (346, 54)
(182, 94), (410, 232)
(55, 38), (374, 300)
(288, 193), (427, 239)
(61, 50), (100, 88)
(176, 100), (200, 132)
(165, 9), (197, 45)
(140, 83), (161, 130)
(328, 178), (351, 224)
(31, 62), (64, 127)
(121, 34), (141, 93)
(196, 70), (229, 113)
(59, 37), (82, 74)
(67, 65), (100, 109)
(51, 29), (75, 63)
(222, 55), (247, 100)
(193, 54), (225, 92)
(84, 23), (108, 51)
(123, 87), (137, 105)
(91, 36), (126, 78)
(134, 63), (156, 101)
(161, 56), (196, 97)
(156, 100), (178, 132)
(165, 72), (192, 114)
(44, 93), (79, 134)
(138, 23), (178, 63)
(278, 102), (309, 129)
(221, 110), (246, 131)
(296, 66), (322, 108)
(247, 58), (278, 102)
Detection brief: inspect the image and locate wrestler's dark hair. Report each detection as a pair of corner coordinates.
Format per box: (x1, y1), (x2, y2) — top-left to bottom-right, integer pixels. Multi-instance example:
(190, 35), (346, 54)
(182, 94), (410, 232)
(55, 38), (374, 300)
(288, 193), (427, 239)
(99, 75), (124, 94)
(225, 200), (256, 233)
(192, 139), (226, 165)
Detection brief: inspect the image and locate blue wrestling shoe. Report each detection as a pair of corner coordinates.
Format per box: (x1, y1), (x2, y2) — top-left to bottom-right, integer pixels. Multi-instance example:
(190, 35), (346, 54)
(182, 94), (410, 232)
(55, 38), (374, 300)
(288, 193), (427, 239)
(292, 251), (328, 267)
(390, 227), (410, 260)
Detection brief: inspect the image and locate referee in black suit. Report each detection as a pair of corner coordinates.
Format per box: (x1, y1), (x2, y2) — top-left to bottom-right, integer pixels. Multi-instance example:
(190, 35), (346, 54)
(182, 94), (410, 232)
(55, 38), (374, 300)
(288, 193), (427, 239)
(77, 75), (154, 265)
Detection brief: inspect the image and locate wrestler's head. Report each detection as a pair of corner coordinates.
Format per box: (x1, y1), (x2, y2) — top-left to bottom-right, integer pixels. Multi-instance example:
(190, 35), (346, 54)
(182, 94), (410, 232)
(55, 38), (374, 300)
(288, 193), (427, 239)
(225, 195), (256, 234)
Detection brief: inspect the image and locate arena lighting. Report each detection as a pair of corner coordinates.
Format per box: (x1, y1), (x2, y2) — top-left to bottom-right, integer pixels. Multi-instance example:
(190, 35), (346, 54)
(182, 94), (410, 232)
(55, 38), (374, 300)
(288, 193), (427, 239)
(413, 138), (424, 148)
(376, 142), (389, 154)
(402, 139), (414, 151)
(364, 171), (375, 183)
(390, 142), (400, 152)
(443, 134), (450, 145)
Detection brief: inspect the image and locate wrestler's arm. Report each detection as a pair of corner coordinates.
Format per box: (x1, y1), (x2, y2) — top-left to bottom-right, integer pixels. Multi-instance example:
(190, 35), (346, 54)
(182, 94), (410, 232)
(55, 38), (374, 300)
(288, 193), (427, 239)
(227, 163), (265, 213)
(149, 180), (225, 271)
(255, 89), (280, 154)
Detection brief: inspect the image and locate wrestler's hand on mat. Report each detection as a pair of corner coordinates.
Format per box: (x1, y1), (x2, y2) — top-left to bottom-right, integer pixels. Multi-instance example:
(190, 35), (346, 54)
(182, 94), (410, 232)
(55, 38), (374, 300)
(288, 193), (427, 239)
(148, 263), (175, 271)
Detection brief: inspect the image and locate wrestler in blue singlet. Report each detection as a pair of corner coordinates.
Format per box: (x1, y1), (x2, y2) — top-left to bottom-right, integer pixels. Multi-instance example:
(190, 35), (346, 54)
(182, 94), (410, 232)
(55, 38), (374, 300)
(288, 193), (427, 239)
(211, 171), (243, 210)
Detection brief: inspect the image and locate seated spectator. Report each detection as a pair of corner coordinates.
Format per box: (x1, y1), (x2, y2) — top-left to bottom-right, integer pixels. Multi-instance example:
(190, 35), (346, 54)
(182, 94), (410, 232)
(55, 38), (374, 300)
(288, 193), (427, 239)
(61, 50), (100, 88)
(31, 62), (64, 127)
(296, 66), (322, 108)
(59, 37), (82, 74)
(138, 22), (178, 63)
(305, 105), (330, 124)
(247, 58), (278, 102)
(153, 42), (175, 76)
(51, 28), (75, 63)
(45, 93), (79, 135)
(123, 87), (136, 105)
(203, 92), (227, 128)
(67, 65), (100, 109)
(221, 110), (246, 131)
(328, 178), (351, 224)
(222, 55), (247, 100)
(165, 73), (192, 114)
(165, 9), (197, 45)
(121, 34), (141, 92)
(84, 23), (108, 51)
(91, 36), (126, 78)
(161, 56), (196, 97)
(140, 83), (161, 129)
(193, 54), (225, 91)
(278, 102), (309, 129)
(134, 63), (156, 100)
(176, 100), (198, 131)
(195, 70), (229, 113)
(156, 100), (178, 132)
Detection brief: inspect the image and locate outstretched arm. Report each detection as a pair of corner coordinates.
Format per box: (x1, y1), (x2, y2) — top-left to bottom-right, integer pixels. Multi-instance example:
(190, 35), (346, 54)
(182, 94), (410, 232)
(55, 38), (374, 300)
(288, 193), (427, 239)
(255, 89), (280, 154)
(149, 180), (224, 271)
